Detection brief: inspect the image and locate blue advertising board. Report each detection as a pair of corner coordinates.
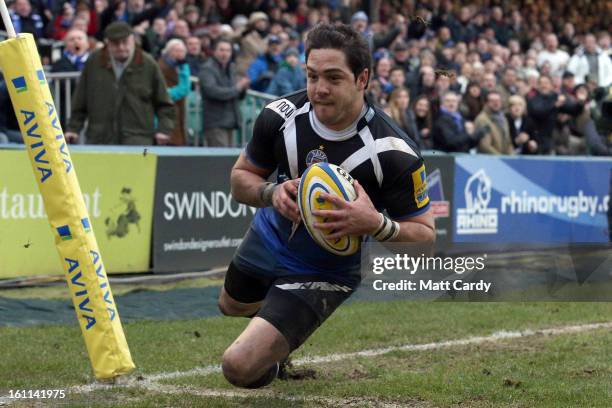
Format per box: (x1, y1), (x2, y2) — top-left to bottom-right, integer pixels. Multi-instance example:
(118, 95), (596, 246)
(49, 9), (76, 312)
(453, 156), (611, 243)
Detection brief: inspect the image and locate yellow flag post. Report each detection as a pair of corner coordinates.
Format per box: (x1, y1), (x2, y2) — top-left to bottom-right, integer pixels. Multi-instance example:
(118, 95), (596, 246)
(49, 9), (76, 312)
(0, 2), (134, 379)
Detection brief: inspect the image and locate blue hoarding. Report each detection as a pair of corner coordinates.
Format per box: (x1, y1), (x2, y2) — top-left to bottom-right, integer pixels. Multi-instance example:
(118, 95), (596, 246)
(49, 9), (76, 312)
(453, 156), (611, 243)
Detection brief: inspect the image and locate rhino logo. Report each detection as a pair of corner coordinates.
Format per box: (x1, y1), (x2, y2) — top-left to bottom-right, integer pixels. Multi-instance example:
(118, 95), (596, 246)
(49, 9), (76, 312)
(465, 169), (492, 213)
(457, 168), (498, 235)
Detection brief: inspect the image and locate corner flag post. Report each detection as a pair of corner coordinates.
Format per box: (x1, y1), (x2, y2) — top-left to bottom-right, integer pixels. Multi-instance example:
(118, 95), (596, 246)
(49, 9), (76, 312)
(0, 0), (135, 379)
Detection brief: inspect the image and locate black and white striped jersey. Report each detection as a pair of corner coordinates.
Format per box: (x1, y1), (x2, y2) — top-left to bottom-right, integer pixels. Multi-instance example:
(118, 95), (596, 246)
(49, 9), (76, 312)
(239, 90), (430, 277)
(247, 89), (429, 218)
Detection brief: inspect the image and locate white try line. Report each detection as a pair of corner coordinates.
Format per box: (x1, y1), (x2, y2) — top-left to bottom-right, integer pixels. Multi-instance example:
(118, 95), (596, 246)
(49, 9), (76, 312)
(1, 320), (611, 406)
(144, 320), (612, 382)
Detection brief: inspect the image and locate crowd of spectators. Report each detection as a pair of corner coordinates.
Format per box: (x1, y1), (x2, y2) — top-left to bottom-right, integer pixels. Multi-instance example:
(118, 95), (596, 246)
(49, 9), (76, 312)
(0, 0), (610, 154)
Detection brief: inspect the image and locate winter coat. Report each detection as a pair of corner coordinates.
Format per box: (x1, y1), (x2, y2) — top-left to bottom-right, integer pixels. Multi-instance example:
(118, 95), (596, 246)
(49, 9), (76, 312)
(266, 61), (306, 96)
(67, 47), (175, 145)
(199, 57), (243, 131)
(475, 108), (514, 155)
(527, 91), (583, 154)
(159, 59), (191, 145)
(567, 47), (612, 87)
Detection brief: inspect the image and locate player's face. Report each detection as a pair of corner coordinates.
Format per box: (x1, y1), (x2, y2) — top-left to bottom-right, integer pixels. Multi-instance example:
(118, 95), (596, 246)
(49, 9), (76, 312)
(307, 48), (368, 131)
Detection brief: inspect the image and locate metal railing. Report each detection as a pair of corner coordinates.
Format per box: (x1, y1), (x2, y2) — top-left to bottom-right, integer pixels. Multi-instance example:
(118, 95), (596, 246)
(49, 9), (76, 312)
(42, 71), (275, 147)
(45, 71), (79, 124)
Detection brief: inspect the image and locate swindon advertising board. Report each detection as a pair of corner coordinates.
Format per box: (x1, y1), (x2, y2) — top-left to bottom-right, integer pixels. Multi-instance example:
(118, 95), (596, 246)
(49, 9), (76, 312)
(453, 155), (611, 243)
(153, 154), (256, 272)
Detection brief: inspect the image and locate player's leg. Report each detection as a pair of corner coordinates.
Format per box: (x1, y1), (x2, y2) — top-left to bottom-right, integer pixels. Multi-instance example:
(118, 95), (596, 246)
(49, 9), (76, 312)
(218, 262), (271, 317)
(221, 274), (360, 388)
(221, 316), (290, 388)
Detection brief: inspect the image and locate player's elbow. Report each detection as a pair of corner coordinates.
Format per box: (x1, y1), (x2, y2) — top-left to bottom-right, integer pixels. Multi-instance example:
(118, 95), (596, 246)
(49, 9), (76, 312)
(229, 168), (248, 204)
(422, 226), (436, 243)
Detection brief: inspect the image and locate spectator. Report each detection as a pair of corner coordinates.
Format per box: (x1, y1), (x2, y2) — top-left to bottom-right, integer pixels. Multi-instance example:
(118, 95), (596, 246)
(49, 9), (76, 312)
(389, 66), (407, 90)
(552, 112), (587, 155)
(460, 82), (485, 121)
(488, 6), (511, 45)
(235, 12), (269, 75)
(52, 28), (90, 72)
(412, 65), (436, 101)
(411, 95), (434, 149)
(560, 71), (576, 96)
(349, 11), (401, 51)
(51, 2), (75, 40)
(10, 0), (44, 39)
(432, 90), (483, 152)
(499, 67), (518, 105)
(51, 28), (91, 127)
(527, 75), (583, 154)
(537, 34), (570, 77)
(66, 22), (175, 145)
(171, 19), (190, 40)
(159, 39), (191, 146)
(391, 42), (413, 78)
(266, 47), (306, 97)
(507, 95), (539, 154)
(480, 72), (498, 95)
(475, 91), (514, 155)
(586, 89), (612, 155)
(199, 38), (250, 147)
(384, 87), (420, 147)
(567, 34), (612, 88)
(373, 57), (393, 95)
(142, 17), (168, 58)
(559, 22), (579, 54)
(185, 36), (206, 76)
(247, 35), (283, 92)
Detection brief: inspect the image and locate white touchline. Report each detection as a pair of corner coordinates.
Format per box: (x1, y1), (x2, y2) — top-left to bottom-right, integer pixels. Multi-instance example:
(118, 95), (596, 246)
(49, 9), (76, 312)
(1, 321), (611, 406)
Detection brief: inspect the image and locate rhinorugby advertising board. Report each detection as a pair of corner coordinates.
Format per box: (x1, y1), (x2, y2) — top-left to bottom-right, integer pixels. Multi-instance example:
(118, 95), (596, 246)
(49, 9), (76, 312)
(153, 155), (256, 272)
(453, 156), (611, 243)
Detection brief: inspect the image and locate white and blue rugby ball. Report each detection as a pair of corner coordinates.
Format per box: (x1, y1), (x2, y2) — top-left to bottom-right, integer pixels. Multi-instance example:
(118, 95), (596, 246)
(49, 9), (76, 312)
(297, 162), (361, 256)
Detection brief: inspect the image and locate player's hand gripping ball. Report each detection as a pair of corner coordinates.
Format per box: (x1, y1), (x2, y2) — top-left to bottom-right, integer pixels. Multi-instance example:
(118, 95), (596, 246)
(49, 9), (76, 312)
(298, 163), (361, 256)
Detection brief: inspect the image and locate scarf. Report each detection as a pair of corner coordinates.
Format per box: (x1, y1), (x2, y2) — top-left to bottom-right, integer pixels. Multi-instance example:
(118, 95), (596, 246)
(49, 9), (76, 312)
(64, 50), (89, 71)
(440, 106), (463, 131)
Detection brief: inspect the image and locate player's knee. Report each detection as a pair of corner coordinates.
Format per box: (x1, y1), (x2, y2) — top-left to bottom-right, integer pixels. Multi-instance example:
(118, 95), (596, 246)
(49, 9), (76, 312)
(221, 348), (257, 387)
(217, 299), (233, 316)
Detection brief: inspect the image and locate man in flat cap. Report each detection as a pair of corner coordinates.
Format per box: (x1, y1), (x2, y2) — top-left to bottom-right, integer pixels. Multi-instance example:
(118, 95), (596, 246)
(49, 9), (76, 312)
(66, 21), (175, 145)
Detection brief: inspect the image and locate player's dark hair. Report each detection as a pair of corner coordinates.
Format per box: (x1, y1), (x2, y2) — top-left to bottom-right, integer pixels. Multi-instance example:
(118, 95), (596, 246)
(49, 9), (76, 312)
(305, 23), (372, 88)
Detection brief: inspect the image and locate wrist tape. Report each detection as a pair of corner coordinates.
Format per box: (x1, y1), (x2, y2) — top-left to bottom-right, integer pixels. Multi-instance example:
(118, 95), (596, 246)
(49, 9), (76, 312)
(373, 213), (400, 242)
(259, 182), (277, 207)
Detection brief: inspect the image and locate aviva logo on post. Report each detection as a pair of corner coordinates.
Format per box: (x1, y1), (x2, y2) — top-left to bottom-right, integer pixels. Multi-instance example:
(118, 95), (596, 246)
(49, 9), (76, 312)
(57, 225), (73, 241)
(11, 76), (27, 93)
(37, 69), (46, 85)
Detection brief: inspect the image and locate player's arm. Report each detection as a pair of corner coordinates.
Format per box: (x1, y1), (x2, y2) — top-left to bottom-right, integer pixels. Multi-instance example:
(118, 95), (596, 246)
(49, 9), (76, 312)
(230, 153), (301, 223)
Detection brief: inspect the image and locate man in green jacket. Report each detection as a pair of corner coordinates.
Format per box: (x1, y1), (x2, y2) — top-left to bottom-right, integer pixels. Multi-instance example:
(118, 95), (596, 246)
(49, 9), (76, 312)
(66, 22), (175, 145)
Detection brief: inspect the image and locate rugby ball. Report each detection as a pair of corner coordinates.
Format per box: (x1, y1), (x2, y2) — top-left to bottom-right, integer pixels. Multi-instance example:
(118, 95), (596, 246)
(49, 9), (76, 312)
(297, 162), (361, 256)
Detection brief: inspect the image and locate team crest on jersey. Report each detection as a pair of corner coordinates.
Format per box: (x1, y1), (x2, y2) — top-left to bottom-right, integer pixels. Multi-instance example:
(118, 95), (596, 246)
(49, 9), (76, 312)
(306, 149), (328, 166)
(411, 164), (430, 208)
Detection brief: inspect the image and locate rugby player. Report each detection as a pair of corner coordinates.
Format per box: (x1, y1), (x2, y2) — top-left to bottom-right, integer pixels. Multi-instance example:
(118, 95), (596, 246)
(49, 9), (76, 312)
(219, 23), (435, 388)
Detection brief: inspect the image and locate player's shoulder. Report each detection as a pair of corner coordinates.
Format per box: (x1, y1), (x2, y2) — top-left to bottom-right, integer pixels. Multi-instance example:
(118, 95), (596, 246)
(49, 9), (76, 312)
(367, 104), (423, 163)
(262, 89), (309, 123)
